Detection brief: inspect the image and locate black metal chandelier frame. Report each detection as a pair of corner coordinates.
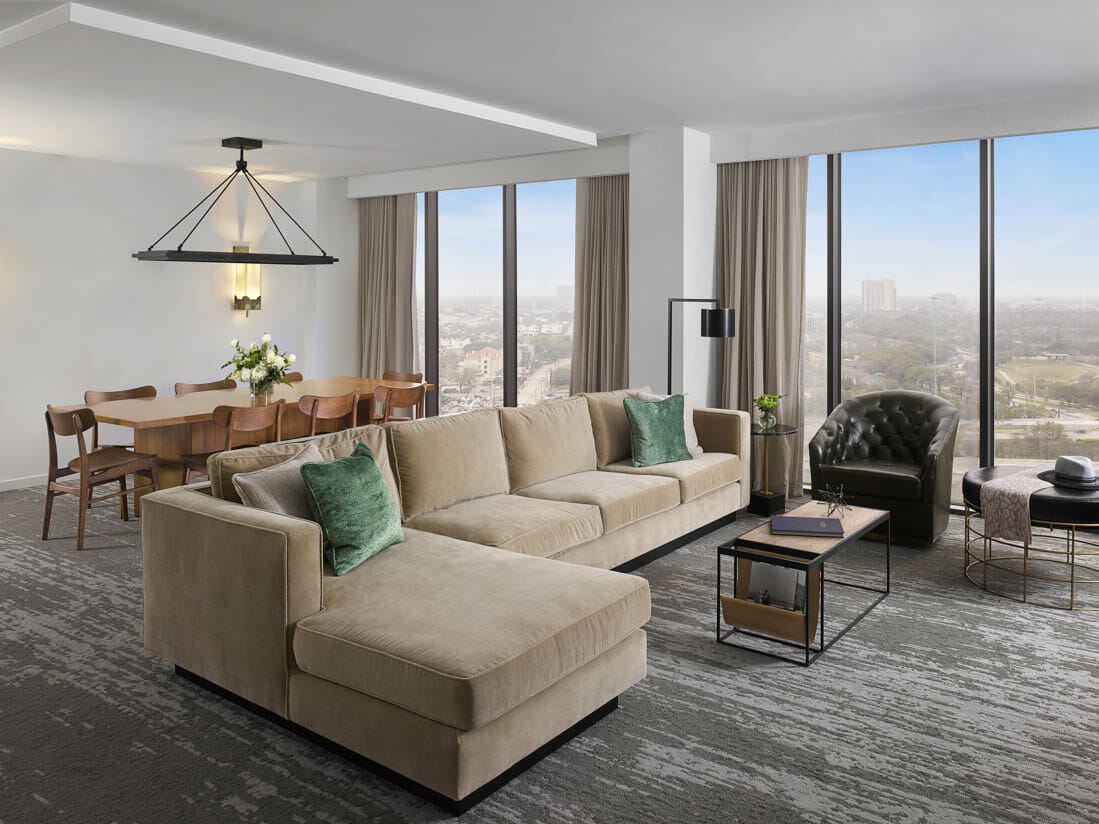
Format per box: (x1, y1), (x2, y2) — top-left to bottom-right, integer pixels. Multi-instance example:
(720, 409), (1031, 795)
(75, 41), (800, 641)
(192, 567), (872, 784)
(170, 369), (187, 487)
(132, 137), (338, 265)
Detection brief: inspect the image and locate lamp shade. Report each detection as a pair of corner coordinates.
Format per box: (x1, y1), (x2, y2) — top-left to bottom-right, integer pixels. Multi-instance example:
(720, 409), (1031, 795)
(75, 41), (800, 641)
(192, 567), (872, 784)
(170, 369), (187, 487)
(232, 244), (261, 315)
(700, 307), (735, 338)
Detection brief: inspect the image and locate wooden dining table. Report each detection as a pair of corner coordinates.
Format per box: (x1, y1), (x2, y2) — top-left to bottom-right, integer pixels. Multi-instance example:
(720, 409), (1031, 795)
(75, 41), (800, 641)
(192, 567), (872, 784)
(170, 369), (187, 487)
(63, 376), (433, 495)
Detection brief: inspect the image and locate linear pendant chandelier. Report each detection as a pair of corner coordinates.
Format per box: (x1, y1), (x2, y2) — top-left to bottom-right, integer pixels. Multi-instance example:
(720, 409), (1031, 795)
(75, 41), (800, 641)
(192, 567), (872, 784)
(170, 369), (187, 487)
(132, 137), (338, 265)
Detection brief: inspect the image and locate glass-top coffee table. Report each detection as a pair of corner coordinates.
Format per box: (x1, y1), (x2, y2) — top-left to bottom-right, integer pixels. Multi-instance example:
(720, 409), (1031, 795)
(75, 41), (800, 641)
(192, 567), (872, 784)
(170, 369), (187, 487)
(717, 500), (891, 666)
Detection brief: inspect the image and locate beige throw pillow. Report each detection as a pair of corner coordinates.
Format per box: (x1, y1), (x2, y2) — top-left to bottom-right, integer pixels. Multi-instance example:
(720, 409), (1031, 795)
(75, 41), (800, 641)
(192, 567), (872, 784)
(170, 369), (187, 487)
(633, 391), (703, 457)
(232, 442), (323, 520)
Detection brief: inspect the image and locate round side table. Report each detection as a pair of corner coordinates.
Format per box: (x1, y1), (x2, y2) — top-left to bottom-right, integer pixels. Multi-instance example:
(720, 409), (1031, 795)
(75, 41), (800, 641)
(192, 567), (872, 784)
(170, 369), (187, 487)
(747, 423), (798, 516)
(963, 466), (1099, 610)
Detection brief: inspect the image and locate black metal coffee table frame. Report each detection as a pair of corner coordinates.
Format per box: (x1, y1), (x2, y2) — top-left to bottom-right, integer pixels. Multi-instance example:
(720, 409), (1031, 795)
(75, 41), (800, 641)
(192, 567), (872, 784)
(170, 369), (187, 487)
(716, 510), (891, 666)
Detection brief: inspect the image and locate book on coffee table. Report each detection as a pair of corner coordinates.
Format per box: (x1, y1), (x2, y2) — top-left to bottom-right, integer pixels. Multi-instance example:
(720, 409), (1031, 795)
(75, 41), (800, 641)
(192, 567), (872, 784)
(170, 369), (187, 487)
(770, 514), (844, 538)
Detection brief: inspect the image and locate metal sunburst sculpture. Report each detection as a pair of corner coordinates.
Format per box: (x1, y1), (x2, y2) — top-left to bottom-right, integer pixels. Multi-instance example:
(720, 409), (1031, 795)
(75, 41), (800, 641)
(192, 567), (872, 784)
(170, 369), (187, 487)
(821, 484), (851, 518)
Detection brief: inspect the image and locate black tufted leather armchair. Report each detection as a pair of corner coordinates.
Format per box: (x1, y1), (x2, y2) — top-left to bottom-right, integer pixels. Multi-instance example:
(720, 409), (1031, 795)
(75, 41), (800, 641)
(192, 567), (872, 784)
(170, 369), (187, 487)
(808, 390), (959, 542)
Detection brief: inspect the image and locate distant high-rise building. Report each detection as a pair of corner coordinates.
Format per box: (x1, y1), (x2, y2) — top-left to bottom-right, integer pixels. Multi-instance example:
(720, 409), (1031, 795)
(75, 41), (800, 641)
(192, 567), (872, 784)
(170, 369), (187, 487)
(862, 279), (897, 312)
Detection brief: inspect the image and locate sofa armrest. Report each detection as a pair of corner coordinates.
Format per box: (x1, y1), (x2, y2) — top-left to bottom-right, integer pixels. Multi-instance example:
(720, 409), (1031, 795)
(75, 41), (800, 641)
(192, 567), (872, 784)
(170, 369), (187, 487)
(693, 407), (751, 509)
(141, 485), (323, 718)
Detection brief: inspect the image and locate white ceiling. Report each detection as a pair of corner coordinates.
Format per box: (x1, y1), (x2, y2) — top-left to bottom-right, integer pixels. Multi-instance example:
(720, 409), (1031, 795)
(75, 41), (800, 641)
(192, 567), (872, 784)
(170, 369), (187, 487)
(3, 0), (1099, 178)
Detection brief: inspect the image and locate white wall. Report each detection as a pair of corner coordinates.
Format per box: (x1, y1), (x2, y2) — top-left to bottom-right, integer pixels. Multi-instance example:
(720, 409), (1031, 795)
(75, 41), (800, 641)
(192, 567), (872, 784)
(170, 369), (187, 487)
(0, 149), (358, 488)
(628, 128), (718, 402)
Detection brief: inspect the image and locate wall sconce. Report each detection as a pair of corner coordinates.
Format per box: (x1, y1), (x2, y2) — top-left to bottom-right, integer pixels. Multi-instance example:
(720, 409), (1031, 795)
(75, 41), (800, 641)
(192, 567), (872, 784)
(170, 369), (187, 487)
(232, 243), (261, 316)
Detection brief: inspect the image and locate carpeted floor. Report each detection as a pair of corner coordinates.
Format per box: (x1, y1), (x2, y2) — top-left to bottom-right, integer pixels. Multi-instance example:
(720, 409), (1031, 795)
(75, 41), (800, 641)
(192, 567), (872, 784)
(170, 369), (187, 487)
(3, 486), (1099, 824)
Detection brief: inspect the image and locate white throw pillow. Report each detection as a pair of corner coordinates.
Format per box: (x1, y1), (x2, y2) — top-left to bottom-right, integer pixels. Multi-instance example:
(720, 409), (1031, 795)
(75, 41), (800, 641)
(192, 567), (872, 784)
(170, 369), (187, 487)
(633, 391), (703, 457)
(232, 442), (323, 520)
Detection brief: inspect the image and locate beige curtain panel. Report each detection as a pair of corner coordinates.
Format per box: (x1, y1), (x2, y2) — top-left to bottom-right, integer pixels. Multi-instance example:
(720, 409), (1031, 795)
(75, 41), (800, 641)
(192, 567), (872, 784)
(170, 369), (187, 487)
(571, 174), (630, 394)
(359, 194), (419, 378)
(715, 157), (809, 496)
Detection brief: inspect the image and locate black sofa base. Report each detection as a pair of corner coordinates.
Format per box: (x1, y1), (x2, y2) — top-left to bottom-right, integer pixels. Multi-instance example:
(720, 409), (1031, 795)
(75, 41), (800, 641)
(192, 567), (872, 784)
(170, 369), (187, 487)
(614, 510), (738, 573)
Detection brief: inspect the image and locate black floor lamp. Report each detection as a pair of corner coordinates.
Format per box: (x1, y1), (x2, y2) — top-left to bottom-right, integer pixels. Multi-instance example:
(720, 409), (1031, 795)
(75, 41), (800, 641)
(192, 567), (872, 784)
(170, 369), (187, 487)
(666, 298), (736, 394)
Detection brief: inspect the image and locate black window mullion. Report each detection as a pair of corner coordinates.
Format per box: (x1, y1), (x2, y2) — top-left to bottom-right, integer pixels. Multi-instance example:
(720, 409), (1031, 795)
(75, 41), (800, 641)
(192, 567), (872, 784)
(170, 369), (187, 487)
(503, 184), (518, 407)
(424, 191), (440, 417)
(979, 139), (995, 466)
(826, 153), (842, 412)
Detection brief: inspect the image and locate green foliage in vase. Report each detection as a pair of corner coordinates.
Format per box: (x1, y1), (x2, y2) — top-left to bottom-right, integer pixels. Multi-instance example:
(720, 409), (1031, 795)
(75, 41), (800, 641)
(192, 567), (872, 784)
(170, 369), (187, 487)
(753, 393), (783, 412)
(221, 333), (297, 395)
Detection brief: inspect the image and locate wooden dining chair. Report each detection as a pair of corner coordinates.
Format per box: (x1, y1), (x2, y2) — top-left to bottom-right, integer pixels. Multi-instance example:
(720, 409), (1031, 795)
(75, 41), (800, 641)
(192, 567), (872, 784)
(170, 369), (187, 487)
(298, 389), (360, 436)
(83, 385), (157, 449)
(372, 384), (426, 424)
(381, 369), (422, 383)
(180, 400), (285, 485)
(380, 369), (426, 419)
(175, 378), (237, 395)
(285, 372), (304, 382)
(43, 405), (161, 551)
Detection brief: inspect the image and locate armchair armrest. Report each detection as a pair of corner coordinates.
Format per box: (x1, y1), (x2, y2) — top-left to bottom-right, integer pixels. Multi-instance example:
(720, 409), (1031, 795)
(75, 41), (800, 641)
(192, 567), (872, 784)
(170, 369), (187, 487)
(920, 410), (960, 502)
(808, 418), (845, 491)
(693, 407), (751, 509)
(141, 485), (323, 717)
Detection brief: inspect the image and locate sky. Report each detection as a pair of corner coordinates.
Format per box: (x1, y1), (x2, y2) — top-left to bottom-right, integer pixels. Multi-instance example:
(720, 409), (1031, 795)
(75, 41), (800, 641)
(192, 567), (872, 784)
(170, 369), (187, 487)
(417, 178), (575, 299)
(420, 127), (1099, 304)
(807, 128), (1099, 305)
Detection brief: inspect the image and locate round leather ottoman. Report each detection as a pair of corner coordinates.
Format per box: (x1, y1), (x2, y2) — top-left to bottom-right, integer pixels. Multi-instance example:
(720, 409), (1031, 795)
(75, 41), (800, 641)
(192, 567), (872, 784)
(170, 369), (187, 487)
(962, 466), (1099, 610)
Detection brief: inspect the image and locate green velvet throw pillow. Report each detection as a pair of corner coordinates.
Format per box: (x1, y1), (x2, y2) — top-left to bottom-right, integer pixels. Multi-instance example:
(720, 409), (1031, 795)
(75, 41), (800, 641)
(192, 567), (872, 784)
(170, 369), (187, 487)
(300, 442), (403, 576)
(623, 394), (693, 468)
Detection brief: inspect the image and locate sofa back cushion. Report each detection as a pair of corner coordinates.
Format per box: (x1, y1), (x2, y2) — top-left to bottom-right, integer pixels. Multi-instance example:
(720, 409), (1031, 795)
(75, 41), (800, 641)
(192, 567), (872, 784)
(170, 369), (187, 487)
(386, 408), (510, 520)
(581, 387), (652, 467)
(209, 425), (398, 510)
(499, 397), (598, 491)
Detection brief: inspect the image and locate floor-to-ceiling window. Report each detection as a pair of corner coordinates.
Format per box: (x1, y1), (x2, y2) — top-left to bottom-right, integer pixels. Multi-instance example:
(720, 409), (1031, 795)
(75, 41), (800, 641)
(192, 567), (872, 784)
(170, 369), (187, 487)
(802, 155), (828, 479)
(994, 130), (1099, 467)
(516, 179), (576, 405)
(840, 142), (980, 502)
(437, 186), (504, 414)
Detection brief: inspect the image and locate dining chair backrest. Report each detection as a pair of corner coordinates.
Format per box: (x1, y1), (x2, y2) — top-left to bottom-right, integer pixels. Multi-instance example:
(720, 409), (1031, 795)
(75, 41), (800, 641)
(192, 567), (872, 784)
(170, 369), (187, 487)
(373, 384), (426, 424)
(84, 385), (157, 405)
(298, 390), (360, 436)
(83, 385), (156, 447)
(211, 400), (285, 451)
(44, 405), (97, 479)
(175, 378), (237, 395)
(285, 372), (304, 382)
(381, 369), (423, 383)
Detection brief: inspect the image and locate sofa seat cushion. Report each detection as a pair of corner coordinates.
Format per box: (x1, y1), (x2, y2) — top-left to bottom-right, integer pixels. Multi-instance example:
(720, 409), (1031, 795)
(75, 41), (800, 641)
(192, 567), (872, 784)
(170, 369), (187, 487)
(406, 495), (603, 558)
(517, 470), (680, 533)
(818, 459), (922, 501)
(294, 528), (650, 730)
(602, 452), (742, 502)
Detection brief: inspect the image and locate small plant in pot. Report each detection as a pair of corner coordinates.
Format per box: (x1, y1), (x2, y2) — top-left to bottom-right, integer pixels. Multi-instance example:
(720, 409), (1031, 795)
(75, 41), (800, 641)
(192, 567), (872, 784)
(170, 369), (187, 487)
(753, 393), (783, 430)
(223, 333), (296, 402)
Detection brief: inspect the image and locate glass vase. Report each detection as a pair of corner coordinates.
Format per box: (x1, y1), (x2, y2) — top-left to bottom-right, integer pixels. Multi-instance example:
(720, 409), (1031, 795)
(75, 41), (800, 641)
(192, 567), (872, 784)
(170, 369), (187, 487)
(758, 409), (777, 430)
(250, 381), (275, 405)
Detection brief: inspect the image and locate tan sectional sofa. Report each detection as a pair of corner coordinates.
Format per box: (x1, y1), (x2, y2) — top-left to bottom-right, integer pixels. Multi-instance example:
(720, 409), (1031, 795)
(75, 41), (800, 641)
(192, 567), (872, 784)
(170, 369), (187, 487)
(141, 390), (749, 811)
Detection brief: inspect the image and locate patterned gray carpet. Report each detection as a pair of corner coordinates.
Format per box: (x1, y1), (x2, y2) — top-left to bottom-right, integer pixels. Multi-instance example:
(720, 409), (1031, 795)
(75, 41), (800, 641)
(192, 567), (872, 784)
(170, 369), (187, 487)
(2, 486), (1099, 823)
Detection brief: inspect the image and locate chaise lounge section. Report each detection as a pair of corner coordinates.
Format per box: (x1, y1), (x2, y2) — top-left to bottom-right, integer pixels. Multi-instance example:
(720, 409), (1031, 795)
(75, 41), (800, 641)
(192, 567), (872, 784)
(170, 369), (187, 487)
(141, 390), (749, 810)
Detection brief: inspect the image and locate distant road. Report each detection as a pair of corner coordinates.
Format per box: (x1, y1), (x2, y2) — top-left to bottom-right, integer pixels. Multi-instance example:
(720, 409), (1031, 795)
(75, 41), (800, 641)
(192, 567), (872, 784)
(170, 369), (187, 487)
(518, 359), (568, 406)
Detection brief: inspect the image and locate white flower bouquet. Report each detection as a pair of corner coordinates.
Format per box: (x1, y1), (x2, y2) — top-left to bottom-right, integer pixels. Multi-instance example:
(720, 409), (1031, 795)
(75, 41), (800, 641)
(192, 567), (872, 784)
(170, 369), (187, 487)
(222, 333), (297, 397)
